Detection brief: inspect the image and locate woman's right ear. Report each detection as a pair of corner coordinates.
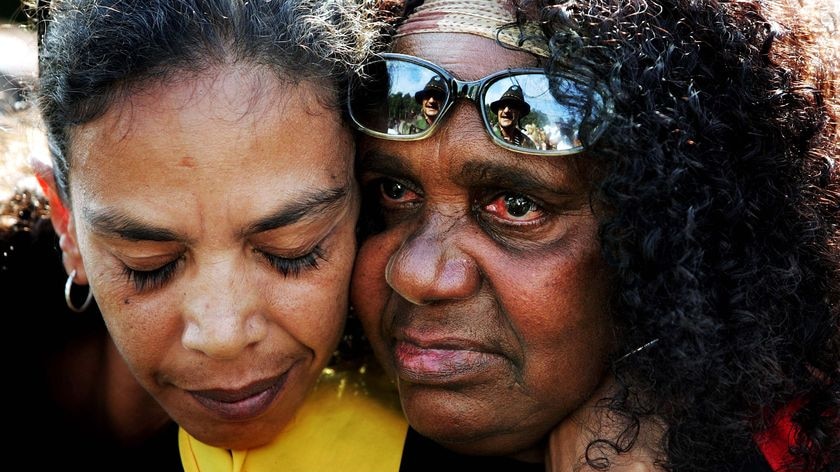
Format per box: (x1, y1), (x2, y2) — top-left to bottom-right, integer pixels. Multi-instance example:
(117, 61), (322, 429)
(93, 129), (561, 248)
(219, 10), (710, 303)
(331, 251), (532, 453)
(31, 155), (87, 282)
(31, 158), (70, 237)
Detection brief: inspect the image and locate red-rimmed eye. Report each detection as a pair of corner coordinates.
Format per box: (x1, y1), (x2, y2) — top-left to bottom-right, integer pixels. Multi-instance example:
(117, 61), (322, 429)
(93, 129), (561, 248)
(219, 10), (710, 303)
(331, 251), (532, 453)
(484, 193), (542, 222)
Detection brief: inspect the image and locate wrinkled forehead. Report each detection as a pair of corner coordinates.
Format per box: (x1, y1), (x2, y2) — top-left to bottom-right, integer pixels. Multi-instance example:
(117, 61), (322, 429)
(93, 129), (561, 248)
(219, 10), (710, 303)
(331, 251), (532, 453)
(392, 32), (540, 82)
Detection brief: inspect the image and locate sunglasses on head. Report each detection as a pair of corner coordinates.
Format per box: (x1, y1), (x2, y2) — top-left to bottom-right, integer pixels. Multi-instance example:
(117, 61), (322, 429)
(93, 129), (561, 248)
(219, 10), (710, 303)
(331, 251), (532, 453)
(347, 53), (611, 156)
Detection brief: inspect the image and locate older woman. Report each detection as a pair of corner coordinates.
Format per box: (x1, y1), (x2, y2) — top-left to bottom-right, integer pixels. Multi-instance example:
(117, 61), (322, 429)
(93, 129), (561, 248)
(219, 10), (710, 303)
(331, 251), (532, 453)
(348, 0), (839, 470)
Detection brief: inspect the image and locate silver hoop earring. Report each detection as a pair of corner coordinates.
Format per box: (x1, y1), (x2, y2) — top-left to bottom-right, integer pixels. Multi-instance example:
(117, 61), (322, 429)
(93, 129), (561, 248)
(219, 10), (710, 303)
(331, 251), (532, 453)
(64, 269), (93, 313)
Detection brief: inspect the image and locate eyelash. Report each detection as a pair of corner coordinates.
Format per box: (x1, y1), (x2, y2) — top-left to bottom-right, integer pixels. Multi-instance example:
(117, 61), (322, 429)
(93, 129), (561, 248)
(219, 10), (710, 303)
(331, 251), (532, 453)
(122, 246), (326, 292)
(369, 177), (546, 225)
(123, 257), (183, 292)
(260, 246), (326, 278)
(478, 191), (546, 226)
(375, 178), (422, 207)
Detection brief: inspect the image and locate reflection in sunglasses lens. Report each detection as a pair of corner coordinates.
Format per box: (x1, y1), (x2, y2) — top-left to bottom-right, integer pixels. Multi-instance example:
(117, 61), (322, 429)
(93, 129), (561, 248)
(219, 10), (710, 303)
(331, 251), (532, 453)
(348, 56), (608, 155)
(349, 59), (392, 134)
(350, 59), (448, 137)
(484, 75), (603, 152)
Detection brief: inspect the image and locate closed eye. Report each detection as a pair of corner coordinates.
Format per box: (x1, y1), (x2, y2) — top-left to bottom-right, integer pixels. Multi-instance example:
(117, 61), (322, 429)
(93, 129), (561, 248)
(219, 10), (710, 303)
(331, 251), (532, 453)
(122, 257), (183, 292)
(259, 246), (325, 277)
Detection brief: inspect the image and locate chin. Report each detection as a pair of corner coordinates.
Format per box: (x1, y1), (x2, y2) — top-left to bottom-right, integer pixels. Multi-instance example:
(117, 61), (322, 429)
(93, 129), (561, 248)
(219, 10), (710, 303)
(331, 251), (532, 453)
(197, 425), (276, 450)
(180, 414), (282, 450)
(412, 418), (541, 461)
(401, 390), (539, 459)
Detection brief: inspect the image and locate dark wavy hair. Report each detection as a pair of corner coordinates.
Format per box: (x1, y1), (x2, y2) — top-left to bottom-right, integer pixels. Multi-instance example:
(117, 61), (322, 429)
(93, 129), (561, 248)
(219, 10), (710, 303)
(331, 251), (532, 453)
(506, 0), (839, 470)
(31, 0), (383, 204)
(388, 0), (839, 469)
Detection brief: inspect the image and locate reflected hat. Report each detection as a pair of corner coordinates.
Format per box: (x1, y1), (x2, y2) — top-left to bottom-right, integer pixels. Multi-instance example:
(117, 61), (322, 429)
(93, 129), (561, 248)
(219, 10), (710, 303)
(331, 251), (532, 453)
(414, 76), (446, 103)
(490, 85), (530, 115)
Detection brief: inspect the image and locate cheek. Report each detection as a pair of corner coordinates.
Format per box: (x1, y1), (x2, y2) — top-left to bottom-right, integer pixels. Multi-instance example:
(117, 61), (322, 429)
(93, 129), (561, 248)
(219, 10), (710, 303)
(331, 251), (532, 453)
(283, 284), (348, 357)
(350, 233), (395, 346)
(97, 289), (180, 386)
(281, 227), (357, 355)
(496, 230), (614, 399)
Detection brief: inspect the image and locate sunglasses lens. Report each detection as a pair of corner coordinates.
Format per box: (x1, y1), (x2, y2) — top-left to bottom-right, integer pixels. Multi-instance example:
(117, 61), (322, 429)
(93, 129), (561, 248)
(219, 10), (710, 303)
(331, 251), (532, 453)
(484, 73), (609, 154)
(349, 59), (448, 138)
(349, 55), (611, 155)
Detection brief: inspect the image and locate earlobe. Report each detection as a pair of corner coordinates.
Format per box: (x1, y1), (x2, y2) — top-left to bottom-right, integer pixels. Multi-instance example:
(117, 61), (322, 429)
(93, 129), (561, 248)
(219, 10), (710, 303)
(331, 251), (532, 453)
(31, 159), (85, 281)
(58, 220), (88, 285)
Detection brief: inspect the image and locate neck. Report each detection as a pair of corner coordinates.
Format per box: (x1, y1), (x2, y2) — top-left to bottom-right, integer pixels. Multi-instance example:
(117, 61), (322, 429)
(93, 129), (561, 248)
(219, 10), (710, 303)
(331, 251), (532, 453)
(545, 377), (665, 471)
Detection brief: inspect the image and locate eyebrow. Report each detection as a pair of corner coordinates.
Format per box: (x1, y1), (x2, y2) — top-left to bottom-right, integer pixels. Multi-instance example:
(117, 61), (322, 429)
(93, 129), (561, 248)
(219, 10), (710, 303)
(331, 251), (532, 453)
(356, 149), (415, 180)
(83, 185), (350, 242)
(244, 186), (349, 235)
(458, 161), (564, 192)
(359, 149), (573, 194)
(85, 210), (183, 242)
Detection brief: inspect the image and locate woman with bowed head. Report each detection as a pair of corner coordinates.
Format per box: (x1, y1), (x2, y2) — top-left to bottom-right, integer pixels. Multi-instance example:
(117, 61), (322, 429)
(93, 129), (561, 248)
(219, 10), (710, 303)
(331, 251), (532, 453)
(32, 0), (409, 470)
(348, 0), (839, 470)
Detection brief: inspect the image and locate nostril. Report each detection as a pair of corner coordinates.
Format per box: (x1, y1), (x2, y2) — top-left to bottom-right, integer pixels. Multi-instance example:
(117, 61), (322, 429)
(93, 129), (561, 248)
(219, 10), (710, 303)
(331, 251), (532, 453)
(384, 234), (480, 305)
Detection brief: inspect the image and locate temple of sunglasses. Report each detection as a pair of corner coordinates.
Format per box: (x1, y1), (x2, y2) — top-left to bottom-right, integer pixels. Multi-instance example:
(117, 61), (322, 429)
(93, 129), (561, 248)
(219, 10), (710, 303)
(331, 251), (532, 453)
(348, 53), (611, 156)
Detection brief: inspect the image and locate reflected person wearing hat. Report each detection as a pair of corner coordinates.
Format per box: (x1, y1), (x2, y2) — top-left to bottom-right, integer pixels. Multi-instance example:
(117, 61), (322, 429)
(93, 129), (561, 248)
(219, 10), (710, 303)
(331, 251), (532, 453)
(490, 85), (537, 149)
(412, 76), (446, 131)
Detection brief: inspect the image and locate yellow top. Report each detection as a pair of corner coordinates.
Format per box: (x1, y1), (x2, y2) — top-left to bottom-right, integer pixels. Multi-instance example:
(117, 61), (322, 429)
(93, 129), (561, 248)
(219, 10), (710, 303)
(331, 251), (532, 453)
(179, 365), (408, 472)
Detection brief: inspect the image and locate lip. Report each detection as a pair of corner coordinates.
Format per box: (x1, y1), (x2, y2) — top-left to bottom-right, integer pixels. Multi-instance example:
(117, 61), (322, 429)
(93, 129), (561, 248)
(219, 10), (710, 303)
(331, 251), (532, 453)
(391, 338), (499, 385)
(188, 369), (293, 421)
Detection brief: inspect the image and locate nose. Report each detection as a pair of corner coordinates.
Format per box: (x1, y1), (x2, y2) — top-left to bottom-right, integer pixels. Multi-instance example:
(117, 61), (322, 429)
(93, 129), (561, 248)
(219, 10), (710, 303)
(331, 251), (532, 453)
(181, 257), (268, 359)
(385, 214), (481, 305)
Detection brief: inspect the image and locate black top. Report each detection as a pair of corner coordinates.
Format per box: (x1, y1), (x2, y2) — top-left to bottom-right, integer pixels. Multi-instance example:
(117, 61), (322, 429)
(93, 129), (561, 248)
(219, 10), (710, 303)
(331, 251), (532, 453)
(399, 427), (775, 472)
(399, 427), (544, 472)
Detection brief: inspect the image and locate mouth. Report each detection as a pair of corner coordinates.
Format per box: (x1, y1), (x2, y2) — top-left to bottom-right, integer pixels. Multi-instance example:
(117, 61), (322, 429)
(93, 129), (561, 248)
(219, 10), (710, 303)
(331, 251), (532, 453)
(188, 368), (293, 421)
(392, 339), (499, 385)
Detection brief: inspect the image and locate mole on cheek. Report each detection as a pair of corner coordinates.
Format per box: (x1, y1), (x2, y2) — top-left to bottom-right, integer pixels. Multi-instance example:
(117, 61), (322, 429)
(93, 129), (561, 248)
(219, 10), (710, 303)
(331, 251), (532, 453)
(123, 298), (131, 305)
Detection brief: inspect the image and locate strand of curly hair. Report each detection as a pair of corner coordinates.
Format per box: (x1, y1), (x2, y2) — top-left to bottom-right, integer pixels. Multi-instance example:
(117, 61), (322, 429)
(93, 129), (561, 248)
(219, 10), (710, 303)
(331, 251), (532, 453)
(513, 0), (839, 470)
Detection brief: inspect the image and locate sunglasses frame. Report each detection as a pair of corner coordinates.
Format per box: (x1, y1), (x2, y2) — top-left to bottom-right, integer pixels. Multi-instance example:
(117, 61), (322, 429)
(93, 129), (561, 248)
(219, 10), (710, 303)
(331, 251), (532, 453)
(348, 53), (612, 156)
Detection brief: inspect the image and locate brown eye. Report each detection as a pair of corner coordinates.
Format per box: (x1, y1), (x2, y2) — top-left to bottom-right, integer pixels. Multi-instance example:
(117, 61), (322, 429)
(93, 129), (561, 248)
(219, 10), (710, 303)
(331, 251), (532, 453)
(378, 178), (421, 207)
(382, 180), (407, 200)
(504, 195), (535, 218)
(484, 193), (542, 223)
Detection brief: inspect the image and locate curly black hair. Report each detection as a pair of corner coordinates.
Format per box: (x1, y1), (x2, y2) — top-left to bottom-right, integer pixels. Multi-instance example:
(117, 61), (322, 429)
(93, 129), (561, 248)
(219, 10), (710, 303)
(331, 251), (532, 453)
(506, 0), (839, 470)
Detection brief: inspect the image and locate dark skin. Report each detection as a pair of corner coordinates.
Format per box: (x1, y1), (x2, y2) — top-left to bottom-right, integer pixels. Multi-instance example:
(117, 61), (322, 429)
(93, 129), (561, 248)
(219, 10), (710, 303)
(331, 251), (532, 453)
(351, 32), (617, 463)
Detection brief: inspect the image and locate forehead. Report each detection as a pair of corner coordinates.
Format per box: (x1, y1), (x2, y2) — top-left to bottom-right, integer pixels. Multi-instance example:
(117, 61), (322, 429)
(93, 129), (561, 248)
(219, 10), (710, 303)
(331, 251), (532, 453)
(72, 65), (344, 168)
(393, 32), (541, 81)
(69, 65), (352, 228)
